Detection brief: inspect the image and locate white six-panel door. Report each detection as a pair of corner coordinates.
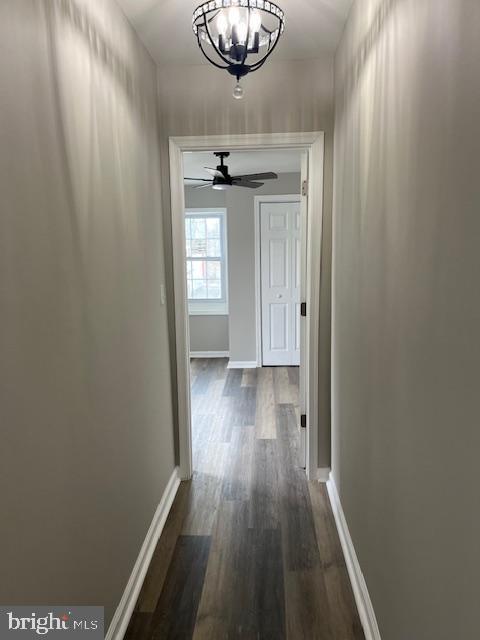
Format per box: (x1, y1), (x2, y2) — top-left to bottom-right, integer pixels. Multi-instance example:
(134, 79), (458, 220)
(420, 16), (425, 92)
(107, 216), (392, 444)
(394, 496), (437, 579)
(260, 200), (301, 366)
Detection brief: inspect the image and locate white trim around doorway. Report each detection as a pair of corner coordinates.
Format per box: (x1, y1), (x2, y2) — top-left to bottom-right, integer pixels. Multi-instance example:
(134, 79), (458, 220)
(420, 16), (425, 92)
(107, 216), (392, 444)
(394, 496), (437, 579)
(168, 132), (325, 482)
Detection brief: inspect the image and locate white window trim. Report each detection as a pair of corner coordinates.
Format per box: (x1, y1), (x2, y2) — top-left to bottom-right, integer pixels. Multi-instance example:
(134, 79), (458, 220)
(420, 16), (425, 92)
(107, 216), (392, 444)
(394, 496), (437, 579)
(185, 208), (228, 316)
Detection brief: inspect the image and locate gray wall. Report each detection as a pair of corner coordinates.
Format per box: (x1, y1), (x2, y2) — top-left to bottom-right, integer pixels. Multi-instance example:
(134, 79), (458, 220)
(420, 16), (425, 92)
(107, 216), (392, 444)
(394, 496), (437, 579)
(332, 0), (480, 638)
(185, 173), (301, 359)
(0, 0), (175, 625)
(184, 185), (229, 353)
(160, 61), (334, 467)
(189, 316), (229, 353)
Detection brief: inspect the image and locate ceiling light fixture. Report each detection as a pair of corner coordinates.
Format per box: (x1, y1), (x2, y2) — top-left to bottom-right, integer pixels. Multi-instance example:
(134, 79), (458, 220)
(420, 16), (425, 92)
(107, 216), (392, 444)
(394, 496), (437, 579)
(192, 0), (285, 99)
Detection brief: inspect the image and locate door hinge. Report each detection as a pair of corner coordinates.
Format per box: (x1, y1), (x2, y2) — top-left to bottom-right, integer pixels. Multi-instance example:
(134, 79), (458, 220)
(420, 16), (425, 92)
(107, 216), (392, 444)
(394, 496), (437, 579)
(300, 413), (307, 429)
(302, 179), (308, 196)
(300, 302), (307, 317)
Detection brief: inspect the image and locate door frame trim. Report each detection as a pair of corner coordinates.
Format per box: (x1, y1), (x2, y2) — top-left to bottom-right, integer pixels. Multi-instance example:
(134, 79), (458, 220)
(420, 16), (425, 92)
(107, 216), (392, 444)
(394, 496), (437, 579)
(168, 132), (325, 481)
(254, 194), (302, 368)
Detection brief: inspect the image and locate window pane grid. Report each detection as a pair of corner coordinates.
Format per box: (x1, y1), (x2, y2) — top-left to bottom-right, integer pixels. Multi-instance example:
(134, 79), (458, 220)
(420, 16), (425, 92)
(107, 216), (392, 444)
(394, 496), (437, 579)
(185, 213), (225, 302)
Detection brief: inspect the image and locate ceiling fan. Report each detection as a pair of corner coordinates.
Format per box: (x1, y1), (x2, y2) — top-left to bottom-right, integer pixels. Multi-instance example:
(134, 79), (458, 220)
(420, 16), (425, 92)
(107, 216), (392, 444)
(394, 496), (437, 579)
(185, 151), (278, 190)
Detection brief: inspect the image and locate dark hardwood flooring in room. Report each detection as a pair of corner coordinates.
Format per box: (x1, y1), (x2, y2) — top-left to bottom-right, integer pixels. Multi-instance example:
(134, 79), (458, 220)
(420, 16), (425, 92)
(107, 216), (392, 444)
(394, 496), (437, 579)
(126, 358), (364, 640)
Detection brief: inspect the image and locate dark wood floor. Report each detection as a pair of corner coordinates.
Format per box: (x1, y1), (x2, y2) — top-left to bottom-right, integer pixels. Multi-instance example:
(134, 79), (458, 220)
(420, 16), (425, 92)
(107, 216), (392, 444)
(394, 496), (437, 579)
(126, 359), (364, 640)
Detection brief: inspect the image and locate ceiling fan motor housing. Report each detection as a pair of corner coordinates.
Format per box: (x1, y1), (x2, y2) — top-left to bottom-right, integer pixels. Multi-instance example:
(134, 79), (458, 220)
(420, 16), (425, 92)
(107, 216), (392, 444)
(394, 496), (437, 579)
(186, 151), (278, 190)
(213, 152), (231, 187)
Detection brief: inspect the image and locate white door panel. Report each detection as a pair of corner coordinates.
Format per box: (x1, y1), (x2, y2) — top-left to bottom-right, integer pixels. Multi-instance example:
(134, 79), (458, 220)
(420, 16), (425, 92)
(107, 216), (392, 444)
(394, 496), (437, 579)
(269, 239), (288, 287)
(261, 200), (301, 366)
(270, 303), (288, 350)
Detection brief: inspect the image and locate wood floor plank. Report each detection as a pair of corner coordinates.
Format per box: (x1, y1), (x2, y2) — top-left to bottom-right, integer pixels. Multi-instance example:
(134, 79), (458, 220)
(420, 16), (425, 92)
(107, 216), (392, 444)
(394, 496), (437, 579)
(213, 399), (235, 444)
(283, 567), (334, 640)
(191, 359), (216, 395)
(255, 367), (276, 439)
(222, 368), (242, 396)
(126, 360), (364, 640)
(248, 438), (280, 530)
(287, 366), (300, 386)
(149, 535), (211, 640)
(191, 378), (225, 418)
(274, 367), (296, 404)
(136, 482), (190, 613)
(124, 612), (152, 640)
(191, 414), (215, 452)
(182, 442), (229, 536)
(309, 483), (365, 640)
(233, 385), (256, 426)
(194, 501), (286, 640)
(241, 368), (257, 387)
(222, 424), (254, 501)
(242, 527), (286, 639)
(276, 404), (321, 572)
(193, 500), (245, 640)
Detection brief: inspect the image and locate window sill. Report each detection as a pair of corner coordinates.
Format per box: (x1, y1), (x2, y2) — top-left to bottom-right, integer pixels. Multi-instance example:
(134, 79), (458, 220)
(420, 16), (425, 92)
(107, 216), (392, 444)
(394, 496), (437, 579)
(188, 302), (229, 316)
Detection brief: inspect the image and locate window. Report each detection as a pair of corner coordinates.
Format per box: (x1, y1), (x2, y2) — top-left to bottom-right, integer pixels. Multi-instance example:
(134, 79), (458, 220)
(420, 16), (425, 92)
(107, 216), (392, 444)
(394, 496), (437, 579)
(185, 209), (228, 315)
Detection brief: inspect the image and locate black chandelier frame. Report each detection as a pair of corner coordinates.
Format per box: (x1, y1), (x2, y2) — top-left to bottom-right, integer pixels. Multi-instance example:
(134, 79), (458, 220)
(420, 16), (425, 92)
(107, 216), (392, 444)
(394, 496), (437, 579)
(192, 0), (285, 82)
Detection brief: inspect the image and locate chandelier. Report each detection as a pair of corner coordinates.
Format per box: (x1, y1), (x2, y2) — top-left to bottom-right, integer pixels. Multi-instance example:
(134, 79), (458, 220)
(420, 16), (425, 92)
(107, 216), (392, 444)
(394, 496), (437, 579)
(192, 0), (285, 99)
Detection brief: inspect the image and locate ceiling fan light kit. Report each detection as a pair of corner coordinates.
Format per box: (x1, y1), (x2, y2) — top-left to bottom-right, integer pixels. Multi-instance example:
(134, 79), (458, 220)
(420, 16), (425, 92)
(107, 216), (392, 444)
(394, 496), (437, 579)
(192, 0), (285, 99)
(185, 151), (279, 190)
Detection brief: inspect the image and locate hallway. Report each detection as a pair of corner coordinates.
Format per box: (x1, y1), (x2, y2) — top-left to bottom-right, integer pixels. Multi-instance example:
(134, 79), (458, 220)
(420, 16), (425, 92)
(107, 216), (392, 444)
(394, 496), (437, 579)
(3, 1), (480, 637)
(126, 360), (364, 639)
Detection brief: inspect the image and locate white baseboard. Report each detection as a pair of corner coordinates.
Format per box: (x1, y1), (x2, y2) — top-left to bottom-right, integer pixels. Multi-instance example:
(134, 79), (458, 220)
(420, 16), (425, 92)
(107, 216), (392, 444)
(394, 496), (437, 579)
(190, 351), (229, 358)
(105, 467), (181, 640)
(317, 467), (331, 482)
(227, 360), (258, 369)
(326, 477), (381, 640)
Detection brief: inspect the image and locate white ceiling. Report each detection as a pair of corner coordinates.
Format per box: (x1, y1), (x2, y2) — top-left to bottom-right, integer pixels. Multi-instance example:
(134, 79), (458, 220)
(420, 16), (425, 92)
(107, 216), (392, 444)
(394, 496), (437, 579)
(116, 0), (353, 65)
(183, 149), (302, 185)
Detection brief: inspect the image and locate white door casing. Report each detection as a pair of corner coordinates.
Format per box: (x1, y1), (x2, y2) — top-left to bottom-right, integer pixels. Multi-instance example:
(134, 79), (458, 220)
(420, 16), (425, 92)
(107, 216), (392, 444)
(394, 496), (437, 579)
(260, 200), (301, 366)
(169, 132), (325, 482)
(299, 152), (308, 467)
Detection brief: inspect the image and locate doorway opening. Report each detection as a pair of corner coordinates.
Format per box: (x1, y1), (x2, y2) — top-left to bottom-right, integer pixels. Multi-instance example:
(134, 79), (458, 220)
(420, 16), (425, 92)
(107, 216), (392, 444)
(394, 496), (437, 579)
(169, 132), (325, 482)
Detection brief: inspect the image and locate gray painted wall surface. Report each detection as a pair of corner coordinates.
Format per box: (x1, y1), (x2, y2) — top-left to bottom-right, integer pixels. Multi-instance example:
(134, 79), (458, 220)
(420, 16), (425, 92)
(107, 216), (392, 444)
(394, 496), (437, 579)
(185, 185), (226, 209)
(189, 316), (229, 353)
(0, 0), (175, 625)
(185, 174), (301, 359)
(333, 1), (480, 638)
(184, 186), (229, 353)
(160, 60), (334, 467)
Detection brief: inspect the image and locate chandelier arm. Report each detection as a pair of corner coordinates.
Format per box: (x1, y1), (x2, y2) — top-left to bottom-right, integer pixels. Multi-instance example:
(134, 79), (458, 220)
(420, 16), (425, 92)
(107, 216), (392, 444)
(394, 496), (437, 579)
(267, 28), (276, 52)
(196, 34), (230, 71)
(240, 7), (251, 67)
(203, 14), (234, 68)
(248, 26), (283, 72)
(248, 51), (272, 73)
(259, 28), (275, 58)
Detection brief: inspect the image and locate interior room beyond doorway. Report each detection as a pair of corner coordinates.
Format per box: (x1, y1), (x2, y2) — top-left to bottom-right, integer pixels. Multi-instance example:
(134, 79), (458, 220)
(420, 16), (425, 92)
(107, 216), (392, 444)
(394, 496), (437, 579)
(184, 148), (303, 370)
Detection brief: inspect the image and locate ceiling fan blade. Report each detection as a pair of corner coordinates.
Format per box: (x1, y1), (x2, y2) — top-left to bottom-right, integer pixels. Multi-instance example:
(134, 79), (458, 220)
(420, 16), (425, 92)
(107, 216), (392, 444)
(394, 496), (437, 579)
(204, 167), (224, 178)
(232, 172), (278, 181)
(234, 180), (264, 189)
(194, 183), (213, 189)
(184, 177), (212, 181)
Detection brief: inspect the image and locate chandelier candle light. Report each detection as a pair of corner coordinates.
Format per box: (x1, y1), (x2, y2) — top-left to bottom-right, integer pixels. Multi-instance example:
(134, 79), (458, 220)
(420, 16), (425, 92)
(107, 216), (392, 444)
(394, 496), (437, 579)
(192, 0), (285, 99)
